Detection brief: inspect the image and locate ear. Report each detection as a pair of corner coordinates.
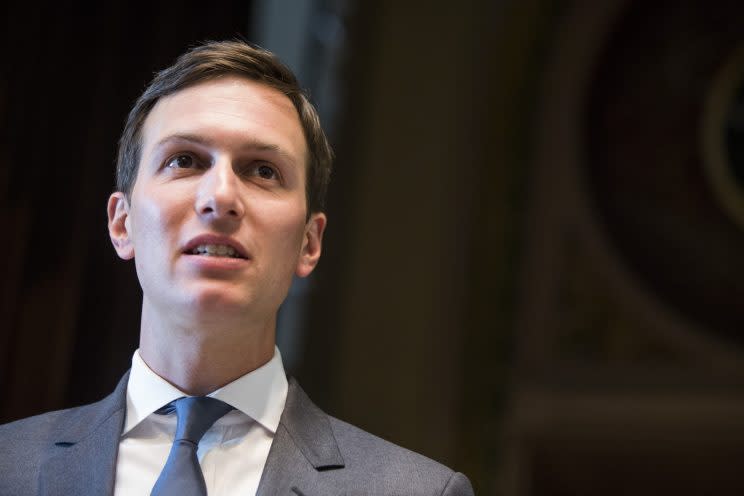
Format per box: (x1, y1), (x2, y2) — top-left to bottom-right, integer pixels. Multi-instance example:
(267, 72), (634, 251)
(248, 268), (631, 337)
(296, 212), (327, 278)
(107, 192), (135, 260)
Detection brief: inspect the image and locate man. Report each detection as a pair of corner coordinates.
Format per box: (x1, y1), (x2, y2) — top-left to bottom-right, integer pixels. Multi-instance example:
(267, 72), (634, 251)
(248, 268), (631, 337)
(0, 40), (474, 495)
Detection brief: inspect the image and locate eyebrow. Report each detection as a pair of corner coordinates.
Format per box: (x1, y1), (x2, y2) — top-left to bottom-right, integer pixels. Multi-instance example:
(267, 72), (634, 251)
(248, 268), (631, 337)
(154, 133), (286, 157)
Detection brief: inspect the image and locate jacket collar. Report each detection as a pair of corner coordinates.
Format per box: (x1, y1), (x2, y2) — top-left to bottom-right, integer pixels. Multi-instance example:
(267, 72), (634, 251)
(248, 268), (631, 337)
(38, 372), (128, 495)
(36, 374), (344, 495)
(257, 377), (345, 495)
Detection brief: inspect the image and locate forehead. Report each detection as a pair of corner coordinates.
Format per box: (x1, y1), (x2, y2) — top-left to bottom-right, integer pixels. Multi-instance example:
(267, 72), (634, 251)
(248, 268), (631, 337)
(140, 76), (307, 163)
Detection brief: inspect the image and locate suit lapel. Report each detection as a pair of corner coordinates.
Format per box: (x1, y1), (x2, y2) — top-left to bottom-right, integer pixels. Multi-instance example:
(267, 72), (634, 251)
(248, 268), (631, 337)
(35, 374), (343, 494)
(38, 373), (128, 496)
(256, 378), (345, 496)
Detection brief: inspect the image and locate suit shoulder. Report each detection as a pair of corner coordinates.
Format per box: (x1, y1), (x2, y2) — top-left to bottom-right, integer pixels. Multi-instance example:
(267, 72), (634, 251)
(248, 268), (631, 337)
(281, 378), (474, 494)
(0, 407), (76, 494)
(0, 408), (69, 447)
(0, 373), (127, 444)
(0, 401), (109, 459)
(327, 415), (448, 471)
(0, 380), (126, 496)
(326, 416), (474, 495)
(0, 395), (119, 443)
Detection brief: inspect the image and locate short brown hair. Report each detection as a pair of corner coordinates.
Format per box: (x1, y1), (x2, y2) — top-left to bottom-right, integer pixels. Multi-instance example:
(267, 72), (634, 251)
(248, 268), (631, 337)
(116, 40), (333, 214)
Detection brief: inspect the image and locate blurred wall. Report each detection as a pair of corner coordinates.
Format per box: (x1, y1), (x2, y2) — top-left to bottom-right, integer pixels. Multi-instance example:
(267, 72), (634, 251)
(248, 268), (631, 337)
(499, 1), (744, 494)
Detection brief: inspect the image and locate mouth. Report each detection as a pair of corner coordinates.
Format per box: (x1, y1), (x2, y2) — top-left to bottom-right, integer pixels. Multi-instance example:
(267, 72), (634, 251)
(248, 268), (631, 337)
(189, 244), (246, 259)
(182, 235), (250, 260)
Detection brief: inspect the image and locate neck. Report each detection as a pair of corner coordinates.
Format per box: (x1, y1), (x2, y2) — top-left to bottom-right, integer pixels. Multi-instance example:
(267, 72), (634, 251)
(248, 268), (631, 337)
(138, 300), (276, 395)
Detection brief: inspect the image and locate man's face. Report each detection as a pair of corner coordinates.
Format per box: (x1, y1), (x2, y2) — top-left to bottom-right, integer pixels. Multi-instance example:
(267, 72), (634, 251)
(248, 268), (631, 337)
(107, 76), (325, 326)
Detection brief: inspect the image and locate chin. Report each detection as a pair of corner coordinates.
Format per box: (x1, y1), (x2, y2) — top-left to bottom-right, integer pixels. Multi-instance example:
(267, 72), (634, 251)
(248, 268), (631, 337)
(187, 289), (250, 314)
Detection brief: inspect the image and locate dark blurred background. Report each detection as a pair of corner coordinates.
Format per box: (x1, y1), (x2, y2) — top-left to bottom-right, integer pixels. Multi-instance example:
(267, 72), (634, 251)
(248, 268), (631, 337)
(3, 0), (744, 494)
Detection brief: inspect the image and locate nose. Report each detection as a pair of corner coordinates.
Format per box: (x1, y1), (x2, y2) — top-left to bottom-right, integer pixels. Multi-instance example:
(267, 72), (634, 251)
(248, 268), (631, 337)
(194, 161), (245, 222)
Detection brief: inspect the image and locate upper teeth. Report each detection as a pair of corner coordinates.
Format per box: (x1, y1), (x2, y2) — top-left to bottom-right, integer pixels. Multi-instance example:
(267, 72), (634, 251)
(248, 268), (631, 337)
(191, 244), (240, 258)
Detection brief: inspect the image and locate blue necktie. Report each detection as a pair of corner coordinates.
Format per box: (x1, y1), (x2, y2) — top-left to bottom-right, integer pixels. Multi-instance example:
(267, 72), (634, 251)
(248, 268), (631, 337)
(150, 396), (233, 496)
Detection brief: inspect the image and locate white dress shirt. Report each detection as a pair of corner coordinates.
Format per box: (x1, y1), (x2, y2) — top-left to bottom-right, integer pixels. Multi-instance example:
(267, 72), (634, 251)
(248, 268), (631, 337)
(113, 347), (288, 496)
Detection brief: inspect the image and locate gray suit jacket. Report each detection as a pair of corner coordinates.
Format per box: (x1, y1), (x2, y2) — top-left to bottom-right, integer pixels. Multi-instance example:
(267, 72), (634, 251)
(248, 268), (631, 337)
(0, 374), (474, 495)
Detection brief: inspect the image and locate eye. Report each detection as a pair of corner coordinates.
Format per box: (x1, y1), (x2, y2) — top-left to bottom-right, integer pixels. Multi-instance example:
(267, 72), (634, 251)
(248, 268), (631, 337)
(165, 153), (198, 169)
(257, 164), (276, 179)
(251, 162), (280, 181)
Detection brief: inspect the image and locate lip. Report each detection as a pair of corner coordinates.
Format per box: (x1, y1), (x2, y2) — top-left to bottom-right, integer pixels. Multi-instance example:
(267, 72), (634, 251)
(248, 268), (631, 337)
(182, 234), (250, 259)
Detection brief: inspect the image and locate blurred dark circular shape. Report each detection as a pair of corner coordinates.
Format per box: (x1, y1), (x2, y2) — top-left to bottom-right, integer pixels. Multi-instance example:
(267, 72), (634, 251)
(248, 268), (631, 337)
(726, 82), (744, 187)
(586, 0), (744, 346)
(701, 44), (744, 231)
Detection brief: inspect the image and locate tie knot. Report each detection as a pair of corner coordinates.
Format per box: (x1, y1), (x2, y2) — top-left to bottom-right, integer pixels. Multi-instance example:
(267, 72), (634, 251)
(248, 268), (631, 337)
(173, 396), (233, 444)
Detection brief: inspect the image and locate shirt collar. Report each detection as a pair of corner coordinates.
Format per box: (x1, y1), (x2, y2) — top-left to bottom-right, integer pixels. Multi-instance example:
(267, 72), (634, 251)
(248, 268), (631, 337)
(123, 347), (288, 436)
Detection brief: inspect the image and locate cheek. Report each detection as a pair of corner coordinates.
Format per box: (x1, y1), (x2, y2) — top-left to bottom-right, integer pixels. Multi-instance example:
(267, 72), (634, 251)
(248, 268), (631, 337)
(130, 194), (189, 293)
(131, 190), (189, 254)
(257, 202), (308, 254)
(278, 201), (308, 235)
